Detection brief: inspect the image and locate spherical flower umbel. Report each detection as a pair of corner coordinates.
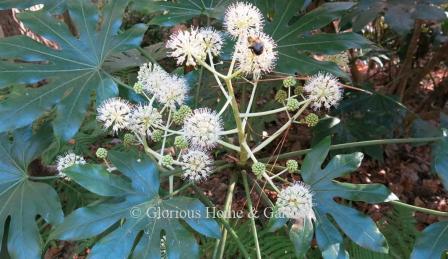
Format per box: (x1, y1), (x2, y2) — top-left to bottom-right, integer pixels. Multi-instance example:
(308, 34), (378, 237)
(304, 73), (343, 110)
(182, 108), (223, 149)
(137, 62), (170, 96)
(276, 182), (315, 220)
(97, 98), (131, 134)
(96, 148), (108, 159)
(157, 75), (188, 108)
(235, 31), (277, 79)
(129, 105), (163, 136)
(199, 27), (223, 56)
(56, 152), (86, 178)
(181, 149), (213, 182)
(166, 28), (206, 66)
(224, 2), (263, 37)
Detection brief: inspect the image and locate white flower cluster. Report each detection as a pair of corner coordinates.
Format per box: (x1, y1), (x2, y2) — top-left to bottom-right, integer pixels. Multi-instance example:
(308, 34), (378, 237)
(181, 149), (213, 182)
(276, 182), (315, 220)
(137, 62), (188, 108)
(225, 2), (277, 79)
(182, 108), (223, 149)
(304, 73), (343, 110)
(166, 27), (223, 67)
(129, 104), (162, 136)
(56, 152), (86, 179)
(97, 98), (131, 134)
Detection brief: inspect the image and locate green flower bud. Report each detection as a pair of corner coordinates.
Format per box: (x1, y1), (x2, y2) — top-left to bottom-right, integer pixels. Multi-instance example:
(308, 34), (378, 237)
(275, 90), (288, 103)
(294, 85), (304, 96)
(161, 155), (174, 167)
(283, 76), (297, 88)
(123, 133), (135, 146)
(95, 148), (108, 159)
(305, 113), (319, 127)
(286, 98), (300, 111)
(286, 160), (298, 173)
(173, 105), (192, 124)
(252, 162), (266, 178)
(174, 136), (188, 149)
(151, 130), (163, 142)
(133, 82), (144, 94)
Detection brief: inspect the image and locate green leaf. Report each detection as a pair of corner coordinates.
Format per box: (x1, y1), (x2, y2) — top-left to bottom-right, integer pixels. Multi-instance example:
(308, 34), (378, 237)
(51, 150), (221, 258)
(0, 0), (66, 12)
(256, 1), (368, 77)
(411, 221), (448, 259)
(432, 129), (448, 189)
(305, 137), (393, 256)
(0, 0), (147, 140)
(0, 127), (63, 259)
(132, 0), (231, 26)
(64, 164), (134, 197)
(289, 217), (314, 258)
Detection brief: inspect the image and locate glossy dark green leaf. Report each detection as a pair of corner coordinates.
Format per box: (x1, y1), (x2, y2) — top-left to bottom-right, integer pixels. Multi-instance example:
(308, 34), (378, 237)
(432, 129), (448, 189)
(304, 137), (394, 256)
(0, 0), (65, 12)
(132, 0), (231, 26)
(289, 217), (314, 258)
(315, 209), (348, 259)
(51, 150), (221, 258)
(64, 164), (134, 197)
(0, 0), (147, 140)
(254, 1), (367, 77)
(0, 127), (63, 259)
(411, 221), (448, 259)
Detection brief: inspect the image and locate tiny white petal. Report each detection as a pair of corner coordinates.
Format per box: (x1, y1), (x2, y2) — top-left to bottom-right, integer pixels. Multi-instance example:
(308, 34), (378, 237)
(181, 149), (213, 182)
(182, 108), (223, 149)
(276, 182), (315, 220)
(97, 98), (131, 134)
(224, 2), (263, 37)
(304, 73), (343, 110)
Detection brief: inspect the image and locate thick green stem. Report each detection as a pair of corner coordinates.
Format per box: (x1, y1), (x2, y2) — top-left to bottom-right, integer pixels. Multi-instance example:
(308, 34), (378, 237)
(390, 200), (448, 217)
(260, 136), (443, 162)
(242, 171), (262, 259)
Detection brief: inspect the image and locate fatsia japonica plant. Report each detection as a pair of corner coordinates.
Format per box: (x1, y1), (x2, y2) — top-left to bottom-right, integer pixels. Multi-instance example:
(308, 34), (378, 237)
(0, 0), (448, 259)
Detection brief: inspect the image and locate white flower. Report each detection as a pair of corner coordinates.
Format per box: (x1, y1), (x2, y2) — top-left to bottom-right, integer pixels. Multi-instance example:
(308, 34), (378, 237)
(137, 62), (170, 96)
(224, 2), (263, 37)
(129, 105), (163, 136)
(181, 149), (213, 182)
(235, 31), (277, 79)
(182, 108), (223, 149)
(157, 75), (188, 107)
(304, 73), (343, 110)
(56, 152), (86, 178)
(199, 27), (223, 56)
(97, 98), (131, 134)
(166, 28), (206, 66)
(276, 182), (315, 220)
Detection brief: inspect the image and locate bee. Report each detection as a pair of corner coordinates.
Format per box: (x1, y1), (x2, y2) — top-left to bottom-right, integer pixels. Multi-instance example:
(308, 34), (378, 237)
(247, 36), (264, 56)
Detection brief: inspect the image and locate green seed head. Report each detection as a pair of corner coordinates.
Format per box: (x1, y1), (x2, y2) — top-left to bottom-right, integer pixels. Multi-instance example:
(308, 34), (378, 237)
(275, 90), (288, 103)
(161, 155), (174, 167)
(294, 85), (304, 96)
(174, 136), (189, 149)
(305, 113), (319, 127)
(173, 105), (192, 124)
(283, 76), (297, 88)
(95, 148), (108, 159)
(133, 82), (144, 94)
(286, 98), (300, 111)
(151, 130), (163, 142)
(252, 162), (266, 177)
(286, 160), (298, 173)
(123, 133), (135, 146)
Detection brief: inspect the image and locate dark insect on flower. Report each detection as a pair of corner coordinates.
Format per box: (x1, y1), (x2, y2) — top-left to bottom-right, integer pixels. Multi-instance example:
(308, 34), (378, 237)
(247, 36), (264, 55)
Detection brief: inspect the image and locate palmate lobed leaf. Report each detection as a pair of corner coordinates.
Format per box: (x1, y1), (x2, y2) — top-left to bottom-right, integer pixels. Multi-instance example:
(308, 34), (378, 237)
(269, 137), (397, 258)
(131, 0), (232, 26)
(0, 0), (147, 140)
(51, 150), (221, 258)
(411, 220), (448, 259)
(0, 127), (63, 259)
